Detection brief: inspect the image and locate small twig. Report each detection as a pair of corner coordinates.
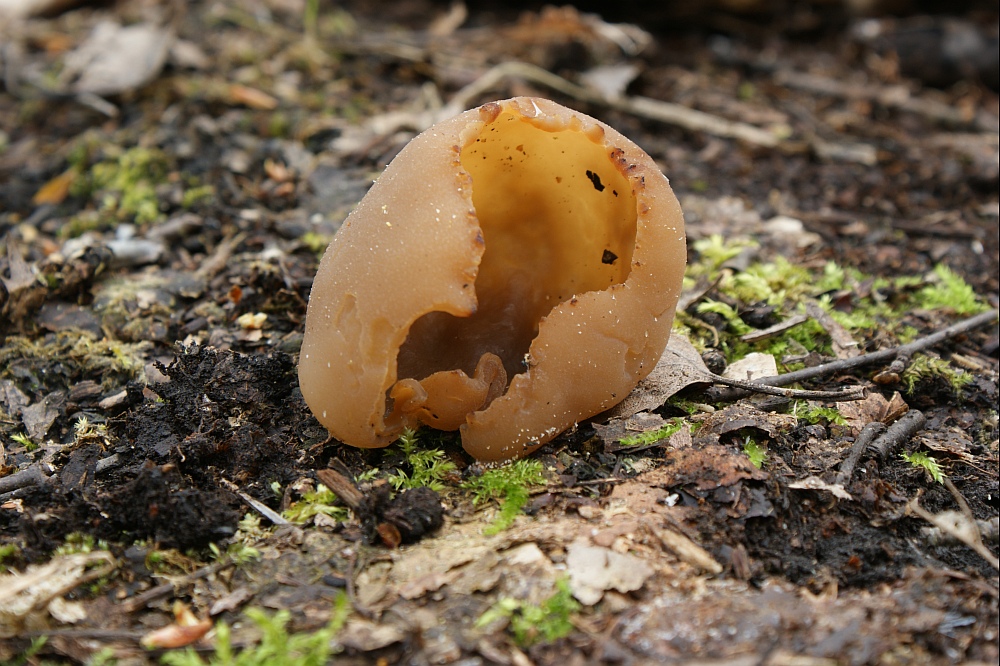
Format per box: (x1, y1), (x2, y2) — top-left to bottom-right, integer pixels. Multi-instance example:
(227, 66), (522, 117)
(195, 232), (246, 281)
(805, 300), (859, 359)
(572, 477), (626, 487)
(943, 477), (975, 519)
(923, 517), (999, 546)
(344, 550), (380, 620)
(123, 559), (233, 613)
(221, 478), (289, 526)
(870, 409), (926, 461)
(835, 421), (886, 484)
(0, 464), (51, 495)
(740, 314), (810, 343)
(705, 309), (998, 402)
(316, 465), (365, 512)
(907, 495), (999, 570)
(444, 61), (784, 147)
(706, 372), (867, 401)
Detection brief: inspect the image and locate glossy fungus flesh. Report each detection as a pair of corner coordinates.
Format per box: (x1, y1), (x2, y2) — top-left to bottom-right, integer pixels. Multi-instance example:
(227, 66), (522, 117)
(299, 97), (686, 462)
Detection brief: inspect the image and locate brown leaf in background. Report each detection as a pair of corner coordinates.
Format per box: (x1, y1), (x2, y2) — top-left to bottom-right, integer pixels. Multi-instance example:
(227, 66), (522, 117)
(65, 21), (173, 96)
(836, 391), (908, 435)
(31, 168), (76, 205)
(1, 243), (47, 330)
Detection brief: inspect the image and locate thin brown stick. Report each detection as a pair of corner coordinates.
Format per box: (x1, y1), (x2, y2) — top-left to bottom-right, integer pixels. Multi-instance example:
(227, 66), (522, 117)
(870, 409), (926, 461)
(706, 373), (867, 401)
(705, 309), (998, 402)
(740, 314), (810, 343)
(0, 464), (50, 495)
(122, 559), (233, 613)
(835, 421), (886, 484)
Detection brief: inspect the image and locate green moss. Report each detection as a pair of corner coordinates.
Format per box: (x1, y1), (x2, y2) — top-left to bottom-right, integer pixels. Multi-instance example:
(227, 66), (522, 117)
(0, 543), (20, 572)
(387, 429), (457, 492)
(742, 437), (767, 469)
(901, 451), (945, 484)
(476, 577), (579, 647)
(9, 432), (36, 450)
(300, 231), (332, 256)
(618, 419), (686, 447)
(792, 401), (848, 426)
(462, 459), (547, 535)
(267, 112), (291, 138)
(181, 184), (215, 209)
(902, 354), (972, 395)
(73, 146), (170, 224)
(209, 541), (260, 566)
(915, 264), (989, 315)
(159, 597), (349, 666)
(690, 234), (756, 276)
(54, 533), (108, 556)
(0, 331), (150, 390)
(697, 300), (752, 335)
(282, 484), (350, 524)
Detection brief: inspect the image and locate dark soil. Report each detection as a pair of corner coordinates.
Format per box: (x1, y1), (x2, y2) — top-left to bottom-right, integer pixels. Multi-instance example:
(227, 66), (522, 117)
(0, 0), (997, 664)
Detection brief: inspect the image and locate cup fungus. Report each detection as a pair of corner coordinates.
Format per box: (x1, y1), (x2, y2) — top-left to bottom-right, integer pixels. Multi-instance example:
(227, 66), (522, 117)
(299, 97), (686, 462)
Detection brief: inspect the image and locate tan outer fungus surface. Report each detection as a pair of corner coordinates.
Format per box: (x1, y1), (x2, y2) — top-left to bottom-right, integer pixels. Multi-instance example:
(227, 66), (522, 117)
(299, 97), (686, 462)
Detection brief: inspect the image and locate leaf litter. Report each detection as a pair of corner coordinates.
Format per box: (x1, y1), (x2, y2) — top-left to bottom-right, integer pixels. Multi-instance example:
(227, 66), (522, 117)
(0, 0), (998, 664)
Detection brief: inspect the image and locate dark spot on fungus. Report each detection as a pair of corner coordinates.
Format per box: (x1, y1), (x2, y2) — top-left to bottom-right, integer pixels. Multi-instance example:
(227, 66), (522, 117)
(602, 249), (618, 265)
(585, 170), (605, 192)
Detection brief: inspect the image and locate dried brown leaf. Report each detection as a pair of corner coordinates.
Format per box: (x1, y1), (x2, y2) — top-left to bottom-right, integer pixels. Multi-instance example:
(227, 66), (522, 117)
(661, 443), (768, 491)
(603, 333), (712, 420)
(67, 21), (173, 96)
(836, 391), (908, 435)
(698, 403), (798, 439)
(566, 538), (653, 605)
(31, 169), (76, 205)
(229, 84), (279, 110)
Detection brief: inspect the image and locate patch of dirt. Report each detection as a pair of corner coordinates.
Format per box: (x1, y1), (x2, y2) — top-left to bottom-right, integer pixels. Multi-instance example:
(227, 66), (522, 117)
(0, 0), (997, 664)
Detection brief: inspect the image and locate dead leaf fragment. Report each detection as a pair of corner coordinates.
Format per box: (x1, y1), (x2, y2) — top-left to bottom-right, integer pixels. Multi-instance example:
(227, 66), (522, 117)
(604, 334), (713, 419)
(788, 476), (853, 501)
(64, 21), (173, 96)
(229, 84), (279, 110)
(699, 403), (798, 439)
(723, 352), (778, 382)
(566, 539), (653, 605)
(21, 392), (63, 441)
(836, 391), (908, 435)
(654, 528), (723, 574)
(661, 443), (768, 491)
(339, 618), (407, 651)
(140, 619), (213, 649)
(1, 243), (47, 329)
(32, 168), (77, 205)
(0, 551), (116, 639)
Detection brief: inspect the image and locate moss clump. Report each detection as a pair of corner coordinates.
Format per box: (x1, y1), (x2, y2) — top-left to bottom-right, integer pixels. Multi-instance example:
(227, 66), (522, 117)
(742, 437), (767, 469)
(72, 146), (170, 224)
(282, 484), (350, 524)
(792, 401), (848, 427)
(901, 451), (945, 484)
(462, 459), (547, 535)
(476, 577), (579, 647)
(0, 331), (149, 392)
(387, 429), (457, 492)
(902, 354), (973, 396)
(618, 419), (686, 447)
(160, 598), (349, 666)
(915, 264), (990, 316)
